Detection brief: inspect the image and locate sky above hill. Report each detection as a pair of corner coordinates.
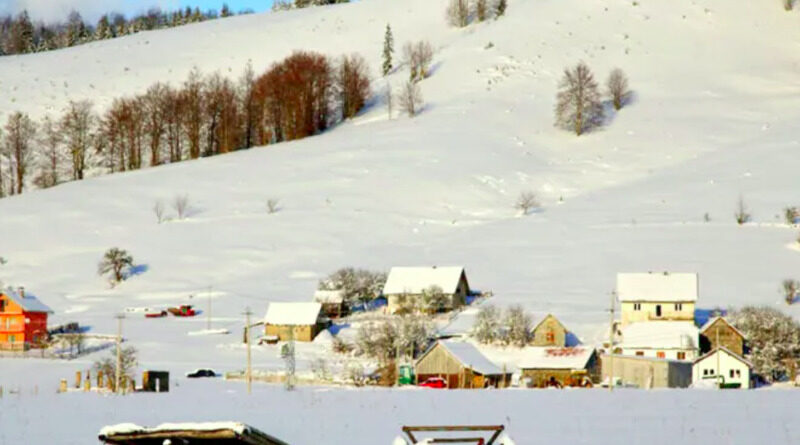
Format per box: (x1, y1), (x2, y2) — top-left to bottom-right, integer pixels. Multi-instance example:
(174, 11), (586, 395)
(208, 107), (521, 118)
(0, 0), (272, 23)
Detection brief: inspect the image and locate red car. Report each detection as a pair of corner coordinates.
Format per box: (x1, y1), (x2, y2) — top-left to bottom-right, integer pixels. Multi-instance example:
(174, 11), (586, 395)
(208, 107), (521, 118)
(168, 305), (197, 317)
(419, 377), (447, 389)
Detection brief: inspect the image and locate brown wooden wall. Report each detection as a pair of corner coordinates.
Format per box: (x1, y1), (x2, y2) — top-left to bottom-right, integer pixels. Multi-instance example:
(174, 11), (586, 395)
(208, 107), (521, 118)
(700, 319), (744, 356)
(265, 324), (319, 342)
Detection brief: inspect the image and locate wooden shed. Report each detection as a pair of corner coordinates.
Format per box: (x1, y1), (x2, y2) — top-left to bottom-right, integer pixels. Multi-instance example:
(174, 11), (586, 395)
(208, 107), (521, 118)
(415, 341), (510, 389)
(519, 347), (598, 388)
(383, 266), (471, 314)
(99, 422), (289, 445)
(264, 302), (323, 342)
(699, 317), (746, 356)
(531, 314), (568, 347)
(313, 289), (346, 318)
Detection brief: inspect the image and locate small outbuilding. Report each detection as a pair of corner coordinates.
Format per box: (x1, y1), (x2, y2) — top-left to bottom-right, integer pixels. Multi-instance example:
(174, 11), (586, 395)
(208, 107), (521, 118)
(264, 302), (324, 342)
(601, 354), (693, 388)
(98, 422), (290, 445)
(383, 266), (470, 314)
(531, 314), (569, 347)
(415, 341), (510, 389)
(313, 289), (346, 318)
(692, 347), (753, 389)
(518, 347), (598, 388)
(699, 317), (746, 356)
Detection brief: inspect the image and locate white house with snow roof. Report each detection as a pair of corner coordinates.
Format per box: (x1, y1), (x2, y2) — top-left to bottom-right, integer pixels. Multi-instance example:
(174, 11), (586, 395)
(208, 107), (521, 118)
(618, 321), (699, 361)
(617, 272), (698, 326)
(263, 302), (324, 342)
(692, 347), (753, 389)
(382, 266), (470, 314)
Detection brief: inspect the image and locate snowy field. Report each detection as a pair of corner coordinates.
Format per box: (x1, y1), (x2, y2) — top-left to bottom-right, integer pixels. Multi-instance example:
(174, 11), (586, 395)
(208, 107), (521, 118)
(1, 0), (800, 442)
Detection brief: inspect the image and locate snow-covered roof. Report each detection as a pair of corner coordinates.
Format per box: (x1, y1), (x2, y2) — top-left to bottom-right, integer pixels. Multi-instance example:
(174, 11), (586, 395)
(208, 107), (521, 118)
(617, 272), (699, 302)
(436, 341), (505, 376)
(1, 287), (53, 313)
(699, 316), (746, 340)
(313, 289), (344, 304)
(518, 347), (595, 370)
(98, 421), (289, 445)
(693, 346), (753, 368)
(382, 266), (467, 295)
(619, 321), (699, 350)
(264, 302), (322, 326)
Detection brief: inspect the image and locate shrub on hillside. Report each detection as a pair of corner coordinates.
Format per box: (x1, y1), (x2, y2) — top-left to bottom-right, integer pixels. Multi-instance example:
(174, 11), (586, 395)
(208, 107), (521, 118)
(729, 306), (800, 382)
(319, 267), (387, 309)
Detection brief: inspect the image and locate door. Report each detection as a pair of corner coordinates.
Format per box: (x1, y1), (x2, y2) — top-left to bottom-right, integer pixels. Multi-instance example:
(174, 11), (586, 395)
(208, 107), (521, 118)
(655, 305), (662, 317)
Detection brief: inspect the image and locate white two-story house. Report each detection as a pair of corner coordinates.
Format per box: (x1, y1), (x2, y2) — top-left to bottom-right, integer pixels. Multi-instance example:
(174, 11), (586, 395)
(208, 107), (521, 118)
(617, 272), (698, 327)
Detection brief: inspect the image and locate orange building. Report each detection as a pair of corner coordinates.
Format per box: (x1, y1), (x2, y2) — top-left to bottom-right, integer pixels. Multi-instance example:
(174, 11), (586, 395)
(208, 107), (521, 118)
(0, 287), (53, 350)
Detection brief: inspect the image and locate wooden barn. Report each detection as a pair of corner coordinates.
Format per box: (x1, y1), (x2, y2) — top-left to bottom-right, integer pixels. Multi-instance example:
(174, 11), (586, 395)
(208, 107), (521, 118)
(99, 422), (289, 445)
(0, 286), (53, 350)
(699, 317), (746, 356)
(313, 289), (346, 318)
(518, 347), (598, 388)
(264, 302), (324, 342)
(531, 314), (568, 347)
(383, 266), (470, 314)
(415, 341), (510, 389)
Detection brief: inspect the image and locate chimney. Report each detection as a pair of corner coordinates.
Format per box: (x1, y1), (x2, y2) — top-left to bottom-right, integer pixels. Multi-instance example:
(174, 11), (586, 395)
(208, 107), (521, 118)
(18, 286), (25, 298)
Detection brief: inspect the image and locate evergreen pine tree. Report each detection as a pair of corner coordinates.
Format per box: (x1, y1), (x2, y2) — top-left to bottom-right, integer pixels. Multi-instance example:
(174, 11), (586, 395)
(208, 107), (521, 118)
(95, 15), (113, 40)
(495, 0), (507, 17)
(382, 24), (394, 76)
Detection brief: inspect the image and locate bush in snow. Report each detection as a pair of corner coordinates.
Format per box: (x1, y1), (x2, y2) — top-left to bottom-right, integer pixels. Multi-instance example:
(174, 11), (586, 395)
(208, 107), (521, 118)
(345, 360), (367, 386)
(403, 41), (434, 82)
(310, 358), (331, 381)
(419, 285), (449, 314)
(554, 62), (604, 136)
(476, 0), (489, 21)
(495, 0), (507, 17)
(319, 267), (387, 310)
(337, 53), (372, 120)
(503, 305), (533, 347)
(784, 0), (793, 11)
(783, 279), (799, 305)
(332, 335), (354, 354)
(606, 68), (630, 111)
(93, 346), (138, 391)
(398, 81), (424, 117)
(729, 306), (800, 382)
(734, 195), (751, 225)
(446, 0), (470, 28)
(356, 315), (433, 362)
(266, 198), (280, 214)
(98, 247), (134, 286)
(515, 191), (540, 215)
(784, 206), (799, 225)
(153, 200), (165, 223)
(172, 194), (190, 220)
(473, 305), (501, 344)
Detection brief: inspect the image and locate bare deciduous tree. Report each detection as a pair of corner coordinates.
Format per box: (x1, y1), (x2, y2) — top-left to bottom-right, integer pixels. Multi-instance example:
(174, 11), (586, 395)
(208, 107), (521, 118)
(3, 111), (36, 195)
(153, 200), (165, 223)
(783, 279), (799, 305)
(173, 194), (190, 219)
(337, 53), (372, 120)
(60, 100), (96, 181)
(34, 115), (63, 189)
(398, 80), (423, 117)
(735, 195), (750, 225)
(446, 0), (470, 27)
(403, 41), (434, 82)
(476, 0), (488, 21)
(606, 68), (630, 111)
(93, 346), (138, 391)
(267, 198), (280, 214)
(504, 305), (533, 347)
(554, 62), (604, 136)
(98, 247), (134, 286)
(515, 191), (540, 215)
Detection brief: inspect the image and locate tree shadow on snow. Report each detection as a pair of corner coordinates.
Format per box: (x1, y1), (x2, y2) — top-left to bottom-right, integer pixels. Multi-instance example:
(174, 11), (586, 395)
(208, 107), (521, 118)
(126, 264), (149, 279)
(328, 323), (350, 336)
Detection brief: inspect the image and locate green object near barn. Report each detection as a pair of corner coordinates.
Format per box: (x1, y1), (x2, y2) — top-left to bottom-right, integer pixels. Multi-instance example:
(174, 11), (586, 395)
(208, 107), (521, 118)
(398, 365), (415, 385)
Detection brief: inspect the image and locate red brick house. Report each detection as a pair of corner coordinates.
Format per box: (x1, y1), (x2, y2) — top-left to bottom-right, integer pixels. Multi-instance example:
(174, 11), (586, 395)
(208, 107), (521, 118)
(0, 287), (53, 350)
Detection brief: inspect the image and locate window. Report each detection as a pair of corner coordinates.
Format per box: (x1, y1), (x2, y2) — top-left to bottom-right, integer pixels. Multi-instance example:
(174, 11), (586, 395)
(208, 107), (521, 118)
(8, 334), (15, 343)
(735, 370), (741, 378)
(729, 370), (735, 378)
(635, 351), (644, 356)
(633, 303), (642, 311)
(675, 303), (683, 311)
(546, 332), (555, 343)
(677, 352), (686, 360)
(707, 369), (714, 375)
(4, 318), (8, 330)
(703, 369), (709, 376)
(0, 299), (5, 312)
(656, 351), (665, 359)
(655, 305), (662, 317)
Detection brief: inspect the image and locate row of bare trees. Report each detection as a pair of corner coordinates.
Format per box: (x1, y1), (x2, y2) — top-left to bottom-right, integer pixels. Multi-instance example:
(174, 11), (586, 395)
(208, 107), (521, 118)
(0, 51), (372, 198)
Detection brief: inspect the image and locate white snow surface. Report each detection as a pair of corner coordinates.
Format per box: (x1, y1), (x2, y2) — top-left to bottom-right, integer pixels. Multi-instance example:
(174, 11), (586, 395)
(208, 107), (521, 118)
(619, 321), (699, 349)
(616, 272), (699, 302)
(264, 302), (322, 326)
(0, 0), (799, 442)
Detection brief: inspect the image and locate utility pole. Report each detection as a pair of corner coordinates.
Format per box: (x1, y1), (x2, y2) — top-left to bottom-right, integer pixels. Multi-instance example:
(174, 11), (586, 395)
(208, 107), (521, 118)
(244, 307), (253, 395)
(608, 290), (616, 392)
(114, 313), (124, 395)
(716, 327), (721, 388)
(207, 285), (212, 331)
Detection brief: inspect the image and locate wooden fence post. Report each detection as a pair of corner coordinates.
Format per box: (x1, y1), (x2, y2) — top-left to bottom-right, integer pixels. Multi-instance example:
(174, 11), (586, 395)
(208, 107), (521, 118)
(59, 379), (67, 393)
(75, 371), (82, 388)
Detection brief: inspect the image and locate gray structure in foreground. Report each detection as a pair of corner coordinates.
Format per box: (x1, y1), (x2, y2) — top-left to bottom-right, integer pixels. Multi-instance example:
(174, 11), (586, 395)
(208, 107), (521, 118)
(601, 354), (692, 388)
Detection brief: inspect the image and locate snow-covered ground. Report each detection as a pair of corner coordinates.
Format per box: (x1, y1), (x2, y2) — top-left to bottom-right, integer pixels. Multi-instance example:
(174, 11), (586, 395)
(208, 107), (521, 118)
(1, 0), (800, 442)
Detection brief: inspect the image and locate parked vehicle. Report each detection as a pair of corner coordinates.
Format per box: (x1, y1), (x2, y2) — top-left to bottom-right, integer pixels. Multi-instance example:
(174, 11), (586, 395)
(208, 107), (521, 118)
(145, 310), (168, 318)
(419, 377), (447, 389)
(185, 369), (217, 378)
(168, 305), (196, 317)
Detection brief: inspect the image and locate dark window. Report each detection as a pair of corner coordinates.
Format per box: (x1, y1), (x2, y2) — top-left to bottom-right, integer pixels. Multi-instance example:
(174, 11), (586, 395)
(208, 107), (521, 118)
(636, 351), (644, 356)
(677, 352), (686, 360)
(0, 298), (5, 312)
(729, 369), (735, 378)
(675, 303), (683, 311)
(656, 351), (665, 359)
(655, 305), (662, 317)
(633, 303), (642, 311)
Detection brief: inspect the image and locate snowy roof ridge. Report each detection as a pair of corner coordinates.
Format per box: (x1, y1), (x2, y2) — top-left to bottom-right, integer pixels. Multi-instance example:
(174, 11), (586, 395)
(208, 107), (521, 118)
(382, 266), (466, 295)
(619, 321), (699, 349)
(617, 272), (699, 302)
(699, 316), (747, 340)
(693, 346), (753, 368)
(1, 286), (53, 313)
(264, 302), (322, 326)
(313, 289), (345, 304)
(518, 347), (595, 370)
(433, 340), (505, 376)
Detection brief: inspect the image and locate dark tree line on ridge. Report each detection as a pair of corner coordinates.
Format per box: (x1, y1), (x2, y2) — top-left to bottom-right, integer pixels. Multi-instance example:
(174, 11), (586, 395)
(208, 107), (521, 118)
(0, 51), (371, 197)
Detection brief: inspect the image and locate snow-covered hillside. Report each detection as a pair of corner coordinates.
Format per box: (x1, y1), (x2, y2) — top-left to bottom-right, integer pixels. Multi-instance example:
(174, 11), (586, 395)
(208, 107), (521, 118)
(0, 0), (800, 441)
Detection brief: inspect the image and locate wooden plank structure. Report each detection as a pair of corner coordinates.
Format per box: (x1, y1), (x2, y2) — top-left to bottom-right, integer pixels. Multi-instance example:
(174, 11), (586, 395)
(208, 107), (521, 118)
(402, 425), (505, 445)
(98, 422), (289, 445)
